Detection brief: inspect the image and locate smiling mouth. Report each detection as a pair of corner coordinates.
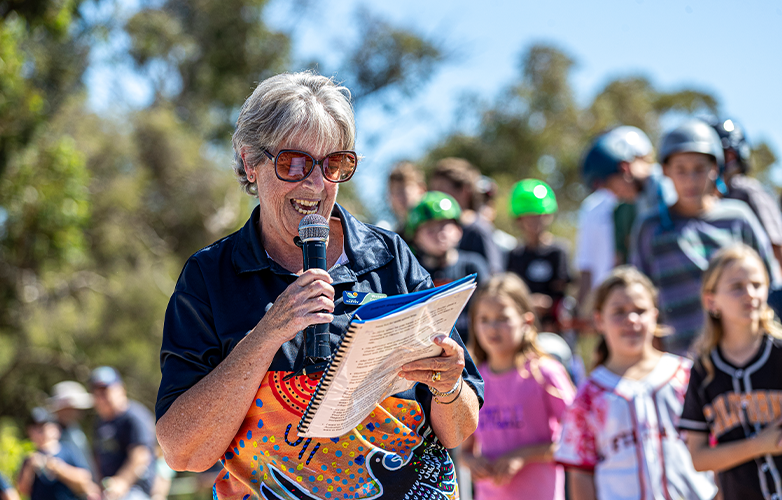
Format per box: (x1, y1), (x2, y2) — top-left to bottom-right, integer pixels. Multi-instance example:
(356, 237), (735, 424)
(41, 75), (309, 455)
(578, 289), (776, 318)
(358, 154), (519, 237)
(291, 198), (319, 215)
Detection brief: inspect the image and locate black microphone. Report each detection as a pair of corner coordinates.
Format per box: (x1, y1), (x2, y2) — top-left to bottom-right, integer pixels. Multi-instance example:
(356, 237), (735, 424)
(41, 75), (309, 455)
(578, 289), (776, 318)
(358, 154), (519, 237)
(296, 214), (332, 378)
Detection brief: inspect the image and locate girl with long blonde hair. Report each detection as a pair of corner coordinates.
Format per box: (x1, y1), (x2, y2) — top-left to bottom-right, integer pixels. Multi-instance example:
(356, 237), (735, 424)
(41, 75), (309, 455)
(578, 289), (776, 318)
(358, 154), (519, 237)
(680, 244), (782, 500)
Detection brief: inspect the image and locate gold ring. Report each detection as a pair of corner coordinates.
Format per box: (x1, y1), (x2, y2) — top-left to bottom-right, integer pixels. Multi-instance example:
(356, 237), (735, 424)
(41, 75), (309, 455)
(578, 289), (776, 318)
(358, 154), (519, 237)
(432, 371), (441, 382)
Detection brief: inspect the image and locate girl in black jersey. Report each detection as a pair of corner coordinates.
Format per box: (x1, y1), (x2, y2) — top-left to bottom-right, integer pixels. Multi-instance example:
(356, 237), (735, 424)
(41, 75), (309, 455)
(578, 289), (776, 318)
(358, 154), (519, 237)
(680, 244), (782, 500)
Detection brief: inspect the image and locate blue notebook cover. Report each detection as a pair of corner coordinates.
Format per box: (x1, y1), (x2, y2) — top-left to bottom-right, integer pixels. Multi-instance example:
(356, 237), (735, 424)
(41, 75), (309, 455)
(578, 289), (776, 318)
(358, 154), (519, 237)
(351, 273), (477, 323)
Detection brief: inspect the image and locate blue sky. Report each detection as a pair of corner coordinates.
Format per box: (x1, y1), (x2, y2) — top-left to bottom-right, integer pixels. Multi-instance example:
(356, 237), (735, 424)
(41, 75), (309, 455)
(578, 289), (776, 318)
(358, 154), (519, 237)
(265, 0), (782, 218)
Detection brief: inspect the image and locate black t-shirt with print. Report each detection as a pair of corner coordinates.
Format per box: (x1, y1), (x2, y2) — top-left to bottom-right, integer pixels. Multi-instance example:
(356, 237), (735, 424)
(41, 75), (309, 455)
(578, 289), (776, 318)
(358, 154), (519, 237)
(680, 335), (782, 500)
(506, 241), (571, 299)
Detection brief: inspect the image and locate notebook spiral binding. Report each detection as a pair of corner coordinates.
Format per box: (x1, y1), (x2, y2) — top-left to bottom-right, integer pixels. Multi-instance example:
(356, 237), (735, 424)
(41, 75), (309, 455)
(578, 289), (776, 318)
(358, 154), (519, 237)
(297, 323), (360, 435)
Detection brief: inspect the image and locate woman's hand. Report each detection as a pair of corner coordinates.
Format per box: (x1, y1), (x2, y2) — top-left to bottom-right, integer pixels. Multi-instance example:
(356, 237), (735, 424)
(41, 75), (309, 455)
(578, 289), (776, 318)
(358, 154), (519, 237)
(158, 268), (335, 472)
(398, 335), (478, 448)
(398, 335), (465, 395)
(256, 269), (335, 345)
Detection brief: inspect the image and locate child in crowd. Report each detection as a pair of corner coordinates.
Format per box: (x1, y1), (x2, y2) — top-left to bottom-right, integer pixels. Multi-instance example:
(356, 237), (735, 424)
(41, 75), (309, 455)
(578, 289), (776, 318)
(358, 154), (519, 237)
(462, 273), (575, 500)
(631, 119), (780, 355)
(384, 160), (427, 244)
(428, 157), (504, 274)
(16, 408), (98, 500)
(680, 244), (782, 500)
(555, 267), (716, 500)
(506, 178), (571, 332)
(576, 127), (653, 311)
(712, 118), (782, 270)
(406, 191), (490, 343)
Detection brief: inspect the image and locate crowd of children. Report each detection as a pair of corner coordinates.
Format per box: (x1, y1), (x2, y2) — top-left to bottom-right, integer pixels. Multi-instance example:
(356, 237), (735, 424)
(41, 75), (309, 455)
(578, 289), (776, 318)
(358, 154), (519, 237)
(385, 116), (782, 500)
(460, 245), (782, 500)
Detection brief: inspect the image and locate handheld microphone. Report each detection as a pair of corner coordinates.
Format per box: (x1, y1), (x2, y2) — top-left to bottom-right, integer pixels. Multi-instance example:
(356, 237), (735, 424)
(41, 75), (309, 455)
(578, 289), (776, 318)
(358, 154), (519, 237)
(296, 214), (332, 378)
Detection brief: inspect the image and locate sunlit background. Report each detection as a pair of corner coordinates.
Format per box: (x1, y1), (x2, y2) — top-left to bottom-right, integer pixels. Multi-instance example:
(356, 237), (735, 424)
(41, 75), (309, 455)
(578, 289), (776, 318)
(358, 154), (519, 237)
(1, 0), (781, 493)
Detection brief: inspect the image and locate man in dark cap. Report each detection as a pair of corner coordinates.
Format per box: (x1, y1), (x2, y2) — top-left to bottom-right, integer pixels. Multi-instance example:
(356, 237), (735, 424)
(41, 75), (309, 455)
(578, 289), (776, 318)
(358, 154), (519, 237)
(90, 367), (156, 500)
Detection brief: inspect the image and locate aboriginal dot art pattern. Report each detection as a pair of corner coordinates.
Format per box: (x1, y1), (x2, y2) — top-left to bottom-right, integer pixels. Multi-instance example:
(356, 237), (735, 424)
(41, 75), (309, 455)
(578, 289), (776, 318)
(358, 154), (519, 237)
(213, 372), (458, 499)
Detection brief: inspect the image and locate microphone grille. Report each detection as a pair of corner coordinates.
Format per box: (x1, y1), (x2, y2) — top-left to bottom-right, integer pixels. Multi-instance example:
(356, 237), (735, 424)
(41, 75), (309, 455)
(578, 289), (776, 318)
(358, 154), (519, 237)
(298, 214), (329, 242)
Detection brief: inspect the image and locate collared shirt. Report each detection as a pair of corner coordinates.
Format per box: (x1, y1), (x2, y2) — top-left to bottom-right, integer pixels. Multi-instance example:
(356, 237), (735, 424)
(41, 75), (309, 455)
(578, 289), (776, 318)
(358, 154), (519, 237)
(555, 354), (716, 500)
(157, 204), (484, 500)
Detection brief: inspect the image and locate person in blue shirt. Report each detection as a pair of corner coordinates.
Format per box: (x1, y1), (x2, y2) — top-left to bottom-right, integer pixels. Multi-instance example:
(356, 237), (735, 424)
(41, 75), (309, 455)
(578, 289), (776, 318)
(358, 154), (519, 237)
(155, 71), (484, 500)
(16, 407), (98, 500)
(0, 472), (20, 500)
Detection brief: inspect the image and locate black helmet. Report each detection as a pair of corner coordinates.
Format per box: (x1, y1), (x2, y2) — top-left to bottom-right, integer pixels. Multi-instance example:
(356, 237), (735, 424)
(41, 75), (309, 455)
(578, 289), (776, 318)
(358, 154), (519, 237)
(711, 118), (751, 172)
(659, 119), (724, 169)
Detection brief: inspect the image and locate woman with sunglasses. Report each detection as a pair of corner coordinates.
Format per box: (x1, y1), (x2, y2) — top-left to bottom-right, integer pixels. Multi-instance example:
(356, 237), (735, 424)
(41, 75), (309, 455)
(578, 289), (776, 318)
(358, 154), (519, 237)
(154, 71), (483, 500)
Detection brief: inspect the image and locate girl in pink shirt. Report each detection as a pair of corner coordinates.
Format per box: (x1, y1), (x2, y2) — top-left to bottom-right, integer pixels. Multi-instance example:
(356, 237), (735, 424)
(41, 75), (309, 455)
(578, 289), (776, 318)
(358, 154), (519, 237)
(462, 273), (575, 500)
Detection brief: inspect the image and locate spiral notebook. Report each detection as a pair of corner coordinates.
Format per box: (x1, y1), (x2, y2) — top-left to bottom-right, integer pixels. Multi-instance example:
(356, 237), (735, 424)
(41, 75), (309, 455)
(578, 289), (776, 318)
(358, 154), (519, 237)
(296, 274), (477, 438)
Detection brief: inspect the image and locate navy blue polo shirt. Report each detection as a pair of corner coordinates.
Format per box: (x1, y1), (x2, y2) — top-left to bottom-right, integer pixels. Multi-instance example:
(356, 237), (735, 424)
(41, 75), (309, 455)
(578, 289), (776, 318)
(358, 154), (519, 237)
(156, 203), (483, 499)
(156, 203), (483, 419)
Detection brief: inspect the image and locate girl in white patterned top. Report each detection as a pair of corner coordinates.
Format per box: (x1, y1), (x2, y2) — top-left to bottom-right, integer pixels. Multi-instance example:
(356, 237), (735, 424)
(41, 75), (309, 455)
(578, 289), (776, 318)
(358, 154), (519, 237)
(555, 266), (716, 500)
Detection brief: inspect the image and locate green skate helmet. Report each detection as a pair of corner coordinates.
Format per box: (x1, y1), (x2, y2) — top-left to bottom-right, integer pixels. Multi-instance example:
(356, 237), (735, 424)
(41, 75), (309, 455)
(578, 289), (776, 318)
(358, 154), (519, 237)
(509, 179), (558, 217)
(406, 191), (461, 237)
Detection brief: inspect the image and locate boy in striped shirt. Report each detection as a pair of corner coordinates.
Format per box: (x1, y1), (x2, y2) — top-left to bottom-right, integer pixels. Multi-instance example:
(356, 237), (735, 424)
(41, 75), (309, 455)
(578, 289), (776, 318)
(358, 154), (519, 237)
(630, 120), (780, 355)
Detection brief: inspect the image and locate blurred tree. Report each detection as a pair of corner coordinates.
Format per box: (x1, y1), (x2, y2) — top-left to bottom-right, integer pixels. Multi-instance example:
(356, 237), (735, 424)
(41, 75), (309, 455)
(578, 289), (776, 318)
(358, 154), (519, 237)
(0, 0), (448, 428)
(0, 0), (94, 417)
(338, 6), (445, 108)
(0, 0), (89, 177)
(125, 0), (290, 140)
(750, 142), (778, 189)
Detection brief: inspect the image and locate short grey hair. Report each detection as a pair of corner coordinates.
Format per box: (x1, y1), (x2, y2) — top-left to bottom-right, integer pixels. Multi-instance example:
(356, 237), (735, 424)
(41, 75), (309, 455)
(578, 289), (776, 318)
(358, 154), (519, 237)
(232, 71), (356, 195)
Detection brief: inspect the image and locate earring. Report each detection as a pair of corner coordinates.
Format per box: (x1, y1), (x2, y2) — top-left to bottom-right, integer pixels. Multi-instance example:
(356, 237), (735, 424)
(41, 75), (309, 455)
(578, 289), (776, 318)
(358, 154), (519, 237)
(710, 309), (721, 319)
(247, 173), (255, 182)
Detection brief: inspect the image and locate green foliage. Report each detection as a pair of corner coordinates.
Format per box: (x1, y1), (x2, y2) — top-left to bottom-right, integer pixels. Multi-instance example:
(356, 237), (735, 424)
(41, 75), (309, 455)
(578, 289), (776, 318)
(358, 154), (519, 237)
(340, 7), (445, 107)
(1, 0), (78, 35)
(0, 0), (88, 177)
(0, 15), (46, 177)
(1, 133), (90, 270)
(0, 419), (34, 480)
(125, 0), (290, 139)
(0, 0), (447, 422)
